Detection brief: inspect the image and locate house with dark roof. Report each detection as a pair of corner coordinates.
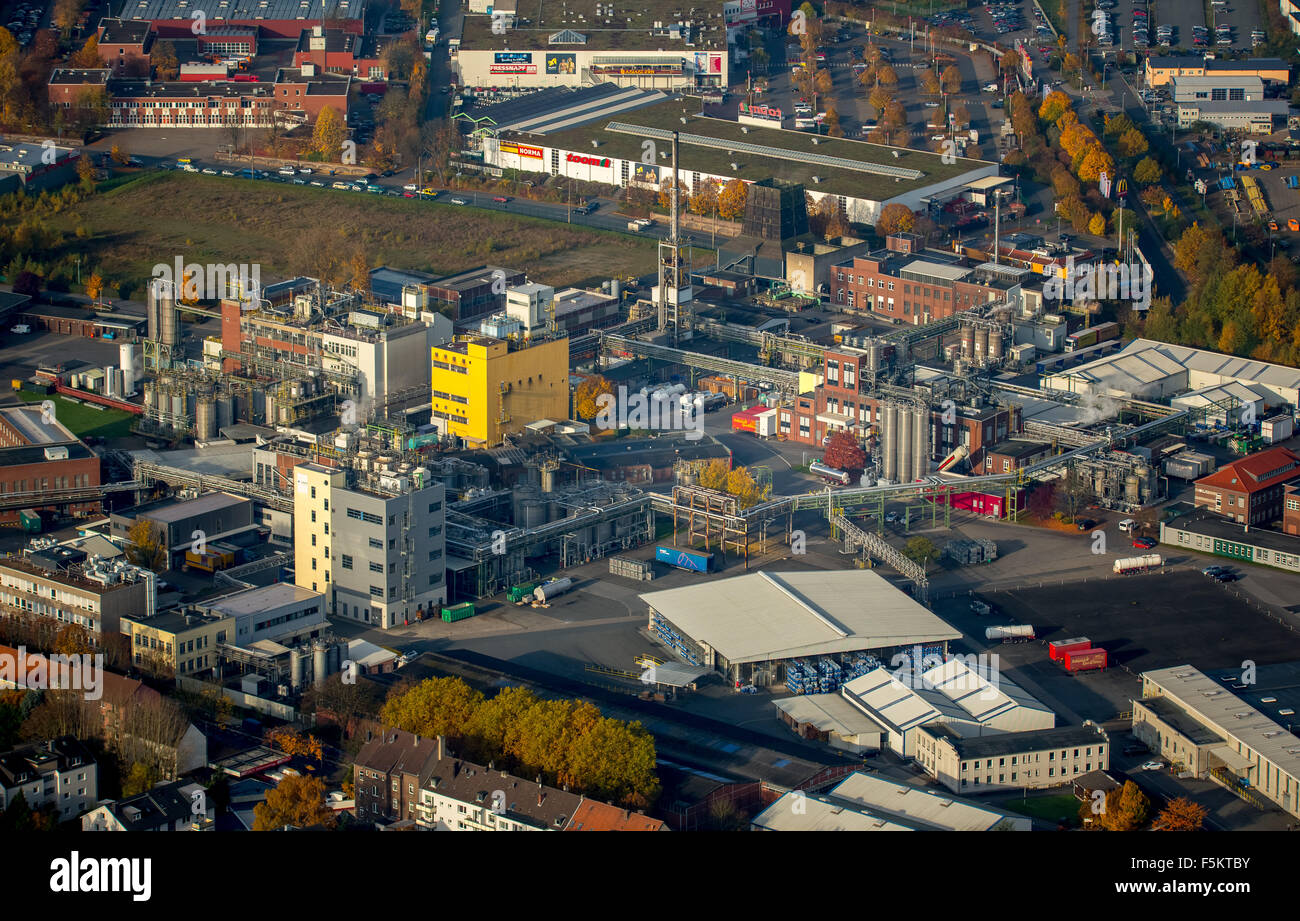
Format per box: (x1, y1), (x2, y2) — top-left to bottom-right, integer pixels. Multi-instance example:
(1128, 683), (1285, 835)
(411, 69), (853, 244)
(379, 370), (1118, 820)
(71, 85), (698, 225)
(0, 737), (98, 822)
(81, 780), (214, 831)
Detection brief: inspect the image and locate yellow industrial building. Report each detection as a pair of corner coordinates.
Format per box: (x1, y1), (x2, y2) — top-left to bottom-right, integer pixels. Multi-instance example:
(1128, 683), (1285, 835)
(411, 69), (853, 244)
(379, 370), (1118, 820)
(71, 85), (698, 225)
(430, 336), (570, 446)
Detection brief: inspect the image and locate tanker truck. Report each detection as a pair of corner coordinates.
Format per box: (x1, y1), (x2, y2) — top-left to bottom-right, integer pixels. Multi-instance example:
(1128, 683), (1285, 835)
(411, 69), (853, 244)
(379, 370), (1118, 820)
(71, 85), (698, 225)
(985, 625), (1036, 643)
(1113, 553), (1162, 575)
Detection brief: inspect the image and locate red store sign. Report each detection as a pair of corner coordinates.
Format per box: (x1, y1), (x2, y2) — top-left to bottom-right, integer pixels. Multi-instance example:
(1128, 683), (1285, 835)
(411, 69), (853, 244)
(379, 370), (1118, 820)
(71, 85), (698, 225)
(566, 153), (611, 167)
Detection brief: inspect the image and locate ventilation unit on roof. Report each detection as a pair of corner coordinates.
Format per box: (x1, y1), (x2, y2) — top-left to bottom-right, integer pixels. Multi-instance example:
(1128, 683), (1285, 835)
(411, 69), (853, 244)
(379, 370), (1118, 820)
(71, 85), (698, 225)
(1262, 697), (1278, 703)
(1281, 709), (1296, 716)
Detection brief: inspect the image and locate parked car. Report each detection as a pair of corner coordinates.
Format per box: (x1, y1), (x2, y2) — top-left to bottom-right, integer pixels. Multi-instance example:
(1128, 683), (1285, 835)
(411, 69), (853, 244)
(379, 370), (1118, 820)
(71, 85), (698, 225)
(1214, 572), (1239, 583)
(1140, 760), (1164, 771)
(1076, 518), (1097, 531)
(491, 196), (509, 203)
(450, 198), (468, 205)
(1132, 537), (1157, 549)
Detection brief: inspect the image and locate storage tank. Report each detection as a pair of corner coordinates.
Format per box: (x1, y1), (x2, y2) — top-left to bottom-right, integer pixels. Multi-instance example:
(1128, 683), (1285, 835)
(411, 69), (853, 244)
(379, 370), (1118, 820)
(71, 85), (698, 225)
(249, 387), (265, 424)
(882, 404), (899, 482)
(540, 464), (557, 494)
(521, 499), (547, 529)
(119, 343), (137, 395)
(195, 396), (216, 440)
(911, 406), (928, 480)
(327, 642), (342, 676)
(159, 287), (178, 346)
(171, 392), (185, 420)
(1125, 474), (1140, 504)
(962, 324), (976, 358)
(264, 390), (277, 424)
(215, 393), (234, 430)
(103, 366), (117, 398)
(611, 278), (621, 299)
(985, 625), (1035, 640)
(534, 578), (573, 603)
(989, 329), (1004, 361)
(312, 642), (329, 688)
(289, 648), (305, 691)
(898, 405), (914, 484)
(975, 328), (989, 363)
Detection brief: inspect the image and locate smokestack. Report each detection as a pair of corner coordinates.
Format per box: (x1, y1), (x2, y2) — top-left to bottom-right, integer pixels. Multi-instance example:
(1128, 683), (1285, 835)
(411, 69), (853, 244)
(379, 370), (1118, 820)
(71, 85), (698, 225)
(671, 130), (680, 246)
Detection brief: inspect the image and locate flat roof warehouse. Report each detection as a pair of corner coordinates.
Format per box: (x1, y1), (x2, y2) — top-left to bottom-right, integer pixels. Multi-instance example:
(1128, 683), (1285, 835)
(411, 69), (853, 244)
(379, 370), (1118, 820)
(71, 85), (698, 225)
(489, 97), (995, 205)
(460, 0), (729, 52)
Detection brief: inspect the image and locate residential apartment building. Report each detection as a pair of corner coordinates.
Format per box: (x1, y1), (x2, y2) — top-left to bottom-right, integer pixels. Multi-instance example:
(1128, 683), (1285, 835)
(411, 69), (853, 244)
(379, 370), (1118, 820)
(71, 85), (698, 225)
(82, 780), (215, 831)
(1193, 446), (1300, 525)
(293, 462), (446, 630)
(354, 729), (440, 826)
(1133, 665), (1300, 818)
(121, 609), (231, 678)
(0, 406), (102, 526)
(0, 548), (152, 643)
(913, 723), (1110, 794)
(0, 737), (98, 822)
(429, 335), (570, 446)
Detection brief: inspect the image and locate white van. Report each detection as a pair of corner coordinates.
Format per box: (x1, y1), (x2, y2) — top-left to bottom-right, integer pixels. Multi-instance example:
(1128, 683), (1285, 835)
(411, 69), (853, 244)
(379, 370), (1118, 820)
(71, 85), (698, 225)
(9, 324), (31, 334)
(1118, 518), (1136, 533)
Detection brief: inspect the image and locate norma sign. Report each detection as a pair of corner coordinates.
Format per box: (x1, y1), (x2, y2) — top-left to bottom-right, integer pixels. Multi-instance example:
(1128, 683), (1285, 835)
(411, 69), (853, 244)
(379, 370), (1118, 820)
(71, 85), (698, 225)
(490, 63), (536, 73)
(739, 102), (782, 120)
(501, 142), (543, 159)
(566, 152), (611, 167)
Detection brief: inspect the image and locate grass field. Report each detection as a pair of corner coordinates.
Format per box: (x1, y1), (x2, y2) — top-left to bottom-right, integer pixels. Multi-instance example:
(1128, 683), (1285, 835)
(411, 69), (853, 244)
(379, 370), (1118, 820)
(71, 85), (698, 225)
(16, 390), (136, 441)
(48, 172), (661, 293)
(991, 793), (1081, 826)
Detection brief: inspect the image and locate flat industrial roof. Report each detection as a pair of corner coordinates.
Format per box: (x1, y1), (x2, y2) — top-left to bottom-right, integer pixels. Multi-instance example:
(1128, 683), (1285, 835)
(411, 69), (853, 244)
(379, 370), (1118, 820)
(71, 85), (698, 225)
(0, 406), (77, 445)
(773, 693), (887, 737)
(121, 0), (362, 20)
(640, 570), (960, 664)
(206, 583), (320, 616)
(508, 99), (995, 205)
(924, 723), (1106, 759)
(459, 0), (726, 52)
(134, 490), (250, 524)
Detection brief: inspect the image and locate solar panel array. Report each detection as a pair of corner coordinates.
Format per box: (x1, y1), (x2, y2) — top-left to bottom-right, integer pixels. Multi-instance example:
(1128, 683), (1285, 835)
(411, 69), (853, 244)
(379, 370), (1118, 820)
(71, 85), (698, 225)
(605, 122), (926, 180)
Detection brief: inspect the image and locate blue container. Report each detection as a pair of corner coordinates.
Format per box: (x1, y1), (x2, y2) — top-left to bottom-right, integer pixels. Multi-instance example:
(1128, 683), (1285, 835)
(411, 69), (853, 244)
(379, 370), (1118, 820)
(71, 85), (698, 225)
(655, 545), (714, 573)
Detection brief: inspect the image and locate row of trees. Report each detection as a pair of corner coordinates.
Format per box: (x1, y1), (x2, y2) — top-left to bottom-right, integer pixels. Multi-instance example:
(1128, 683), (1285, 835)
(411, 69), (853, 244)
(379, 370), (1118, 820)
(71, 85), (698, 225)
(696, 458), (770, 508)
(381, 677), (660, 808)
(655, 176), (749, 220)
(1078, 780), (1208, 831)
(1137, 219), (1300, 365)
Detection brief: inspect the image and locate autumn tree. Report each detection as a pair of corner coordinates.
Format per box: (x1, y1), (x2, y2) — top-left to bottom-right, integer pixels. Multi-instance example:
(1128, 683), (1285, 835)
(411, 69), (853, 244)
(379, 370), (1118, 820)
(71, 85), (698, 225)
(312, 106), (348, 160)
(85, 272), (104, 303)
(1152, 797), (1207, 831)
(823, 103), (843, 138)
(999, 49), (1021, 75)
(823, 431), (865, 472)
(574, 375), (616, 421)
(1134, 156), (1162, 185)
(1088, 212), (1106, 236)
(349, 250), (369, 292)
(304, 672), (383, 739)
(868, 85), (893, 116)
(1118, 127), (1149, 158)
(920, 70), (940, 95)
(657, 176), (687, 212)
(940, 65), (962, 94)
(70, 36), (100, 69)
(1099, 780), (1151, 831)
(903, 536), (940, 565)
(253, 773), (336, 830)
(875, 64), (898, 86)
(877, 202), (916, 235)
(717, 178), (748, 220)
(381, 676), (484, 739)
(267, 728), (325, 766)
(125, 518), (166, 571)
(688, 177), (720, 216)
(109, 144), (128, 165)
(122, 761), (161, 797)
(152, 40), (179, 80)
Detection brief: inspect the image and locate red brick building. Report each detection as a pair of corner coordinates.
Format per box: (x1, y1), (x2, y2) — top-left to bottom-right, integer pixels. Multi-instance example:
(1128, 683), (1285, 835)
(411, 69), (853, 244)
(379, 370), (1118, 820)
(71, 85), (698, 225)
(47, 69), (109, 108)
(1284, 483), (1300, 536)
(293, 25), (385, 80)
(1194, 447), (1300, 526)
(120, 0), (365, 40)
(353, 729), (439, 826)
(96, 19), (154, 77)
(828, 238), (1012, 324)
(0, 407), (102, 525)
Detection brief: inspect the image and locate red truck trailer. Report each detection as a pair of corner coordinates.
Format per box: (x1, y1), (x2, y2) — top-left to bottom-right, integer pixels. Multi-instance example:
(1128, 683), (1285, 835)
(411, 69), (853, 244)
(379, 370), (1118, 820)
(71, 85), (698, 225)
(1063, 648), (1107, 672)
(1049, 638), (1092, 661)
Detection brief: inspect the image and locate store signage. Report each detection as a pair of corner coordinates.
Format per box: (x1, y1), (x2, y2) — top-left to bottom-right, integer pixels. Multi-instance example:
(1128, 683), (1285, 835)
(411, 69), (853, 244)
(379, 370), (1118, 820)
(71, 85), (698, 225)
(501, 142), (543, 158)
(566, 153), (611, 167)
(489, 63), (537, 73)
(739, 102), (782, 120)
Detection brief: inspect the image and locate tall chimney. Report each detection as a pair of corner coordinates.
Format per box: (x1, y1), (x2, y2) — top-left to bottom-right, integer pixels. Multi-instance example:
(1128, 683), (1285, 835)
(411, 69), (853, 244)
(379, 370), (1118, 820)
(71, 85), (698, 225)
(437, 735), (444, 759)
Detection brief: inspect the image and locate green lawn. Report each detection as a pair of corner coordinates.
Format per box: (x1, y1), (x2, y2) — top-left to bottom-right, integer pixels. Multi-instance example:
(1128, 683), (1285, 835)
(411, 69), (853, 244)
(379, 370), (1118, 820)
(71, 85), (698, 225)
(16, 390), (136, 441)
(991, 793), (1082, 826)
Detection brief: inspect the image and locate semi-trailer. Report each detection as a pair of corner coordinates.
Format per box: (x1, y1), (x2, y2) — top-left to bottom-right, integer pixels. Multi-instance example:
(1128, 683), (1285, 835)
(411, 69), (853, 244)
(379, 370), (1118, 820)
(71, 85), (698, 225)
(1113, 553), (1161, 575)
(1049, 637), (1092, 661)
(1063, 647), (1108, 672)
(985, 625), (1036, 641)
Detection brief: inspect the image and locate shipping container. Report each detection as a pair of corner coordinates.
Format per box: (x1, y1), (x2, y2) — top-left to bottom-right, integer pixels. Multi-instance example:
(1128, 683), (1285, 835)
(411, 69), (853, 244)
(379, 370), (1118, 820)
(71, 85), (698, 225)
(1064, 648), (1107, 671)
(1064, 321), (1120, 353)
(731, 406), (763, 433)
(533, 578), (573, 603)
(1049, 637), (1092, 661)
(441, 602), (476, 622)
(183, 546), (237, 573)
(655, 545), (715, 573)
(1261, 414), (1295, 444)
(506, 580), (539, 603)
(18, 509), (42, 533)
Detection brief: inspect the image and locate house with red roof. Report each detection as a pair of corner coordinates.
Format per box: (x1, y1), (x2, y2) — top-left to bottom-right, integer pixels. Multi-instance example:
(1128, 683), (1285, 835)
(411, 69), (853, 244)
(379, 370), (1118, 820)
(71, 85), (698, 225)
(1193, 446), (1300, 526)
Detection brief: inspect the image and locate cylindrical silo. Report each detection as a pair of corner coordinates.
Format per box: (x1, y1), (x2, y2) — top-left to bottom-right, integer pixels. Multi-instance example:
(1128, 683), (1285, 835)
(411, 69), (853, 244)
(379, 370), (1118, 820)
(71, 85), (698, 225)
(989, 328), (1004, 362)
(264, 390), (277, 424)
(312, 642), (329, 689)
(882, 404), (899, 483)
(962, 324), (975, 358)
(216, 393), (234, 430)
(521, 499), (546, 529)
(540, 464), (556, 494)
(195, 395), (216, 440)
(899, 405), (914, 484)
(975, 328), (989, 364)
(250, 387), (265, 424)
(912, 406), (928, 479)
(171, 391), (185, 420)
(146, 280), (162, 341)
(119, 343), (137, 395)
(327, 642), (342, 676)
(1126, 474), (1141, 504)
(289, 648), (305, 692)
